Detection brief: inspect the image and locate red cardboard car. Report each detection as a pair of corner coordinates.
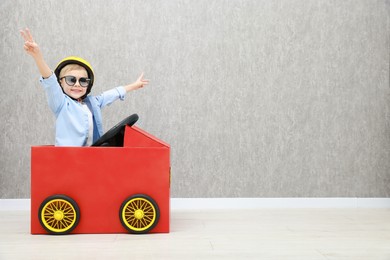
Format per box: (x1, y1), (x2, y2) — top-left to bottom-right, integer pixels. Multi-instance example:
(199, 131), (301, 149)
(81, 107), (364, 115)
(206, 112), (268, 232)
(31, 116), (170, 235)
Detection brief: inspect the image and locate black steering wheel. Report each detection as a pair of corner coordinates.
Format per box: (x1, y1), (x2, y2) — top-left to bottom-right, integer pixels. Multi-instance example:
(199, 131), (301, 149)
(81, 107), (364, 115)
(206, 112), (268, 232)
(91, 114), (139, 147)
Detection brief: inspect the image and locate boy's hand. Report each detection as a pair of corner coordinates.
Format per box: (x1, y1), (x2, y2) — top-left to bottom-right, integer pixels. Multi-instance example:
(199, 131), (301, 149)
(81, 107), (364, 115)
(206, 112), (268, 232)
(20, 28), (42, 58)
(20, 28), (51, 78)
(124, 73), (150, 92)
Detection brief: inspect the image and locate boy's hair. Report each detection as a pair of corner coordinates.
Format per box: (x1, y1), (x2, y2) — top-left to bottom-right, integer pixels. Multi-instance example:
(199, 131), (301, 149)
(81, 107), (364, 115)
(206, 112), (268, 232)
(59, 64), (88, 78)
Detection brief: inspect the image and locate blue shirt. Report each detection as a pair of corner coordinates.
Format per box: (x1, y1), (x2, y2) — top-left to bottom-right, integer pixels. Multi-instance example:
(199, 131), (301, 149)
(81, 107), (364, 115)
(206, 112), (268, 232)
(40, 73), (126, 146)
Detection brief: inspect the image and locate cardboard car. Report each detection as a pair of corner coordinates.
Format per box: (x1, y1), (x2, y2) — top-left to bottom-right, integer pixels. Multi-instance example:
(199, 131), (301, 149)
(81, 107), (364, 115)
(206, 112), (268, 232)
(30, 115), (170, 235)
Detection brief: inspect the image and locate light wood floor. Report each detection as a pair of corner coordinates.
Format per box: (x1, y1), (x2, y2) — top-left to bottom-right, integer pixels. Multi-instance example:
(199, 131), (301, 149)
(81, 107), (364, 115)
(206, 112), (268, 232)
(1, 209), (390, 259)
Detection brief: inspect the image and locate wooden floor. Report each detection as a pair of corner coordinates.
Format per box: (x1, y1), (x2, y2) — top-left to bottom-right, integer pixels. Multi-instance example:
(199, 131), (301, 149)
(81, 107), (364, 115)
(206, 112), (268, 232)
(1, 209), (390, 259)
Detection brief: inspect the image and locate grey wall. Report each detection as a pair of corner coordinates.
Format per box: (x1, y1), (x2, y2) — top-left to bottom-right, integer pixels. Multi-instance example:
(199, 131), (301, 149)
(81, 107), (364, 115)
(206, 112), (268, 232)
(1, 0), (389, 198)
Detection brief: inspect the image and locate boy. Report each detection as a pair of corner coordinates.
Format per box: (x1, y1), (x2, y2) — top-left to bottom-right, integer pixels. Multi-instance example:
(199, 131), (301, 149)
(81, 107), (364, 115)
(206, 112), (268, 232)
(20, 28), (149, 146)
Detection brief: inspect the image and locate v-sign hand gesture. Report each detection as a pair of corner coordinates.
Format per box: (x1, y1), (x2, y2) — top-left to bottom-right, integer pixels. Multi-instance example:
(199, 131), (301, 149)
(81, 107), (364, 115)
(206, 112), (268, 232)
(20, 28), (51, 78)
(20, 28), (42, 58)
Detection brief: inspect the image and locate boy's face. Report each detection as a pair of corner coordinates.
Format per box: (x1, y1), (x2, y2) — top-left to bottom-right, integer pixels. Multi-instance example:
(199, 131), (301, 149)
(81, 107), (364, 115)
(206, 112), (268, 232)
(60, 68), (88, 100)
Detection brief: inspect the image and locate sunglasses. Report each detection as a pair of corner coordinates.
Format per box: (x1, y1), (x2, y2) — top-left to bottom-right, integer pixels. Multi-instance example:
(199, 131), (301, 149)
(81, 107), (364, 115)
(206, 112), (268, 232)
(60, 76), (91, 88)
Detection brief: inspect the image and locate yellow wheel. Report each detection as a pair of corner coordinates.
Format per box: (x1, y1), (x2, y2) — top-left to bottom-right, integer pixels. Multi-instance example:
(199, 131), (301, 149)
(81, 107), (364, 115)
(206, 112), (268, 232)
(120, 194), (160, 234)
(38, 195), (80, 235)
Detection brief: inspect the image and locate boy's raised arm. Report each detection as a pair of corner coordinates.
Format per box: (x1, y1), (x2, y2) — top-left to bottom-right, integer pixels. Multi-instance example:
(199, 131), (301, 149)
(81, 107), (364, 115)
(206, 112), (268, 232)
(20, 28), (52, 78)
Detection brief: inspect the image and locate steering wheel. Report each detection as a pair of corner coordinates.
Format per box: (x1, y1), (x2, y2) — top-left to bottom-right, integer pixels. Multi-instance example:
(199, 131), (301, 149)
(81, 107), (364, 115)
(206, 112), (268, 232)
(91, 114), (139, 147)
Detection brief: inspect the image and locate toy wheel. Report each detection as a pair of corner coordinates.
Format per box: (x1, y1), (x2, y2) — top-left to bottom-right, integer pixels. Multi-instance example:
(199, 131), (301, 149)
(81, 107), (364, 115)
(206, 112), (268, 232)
(38, 195), (80, 235)
(120, 194), (160, 234)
